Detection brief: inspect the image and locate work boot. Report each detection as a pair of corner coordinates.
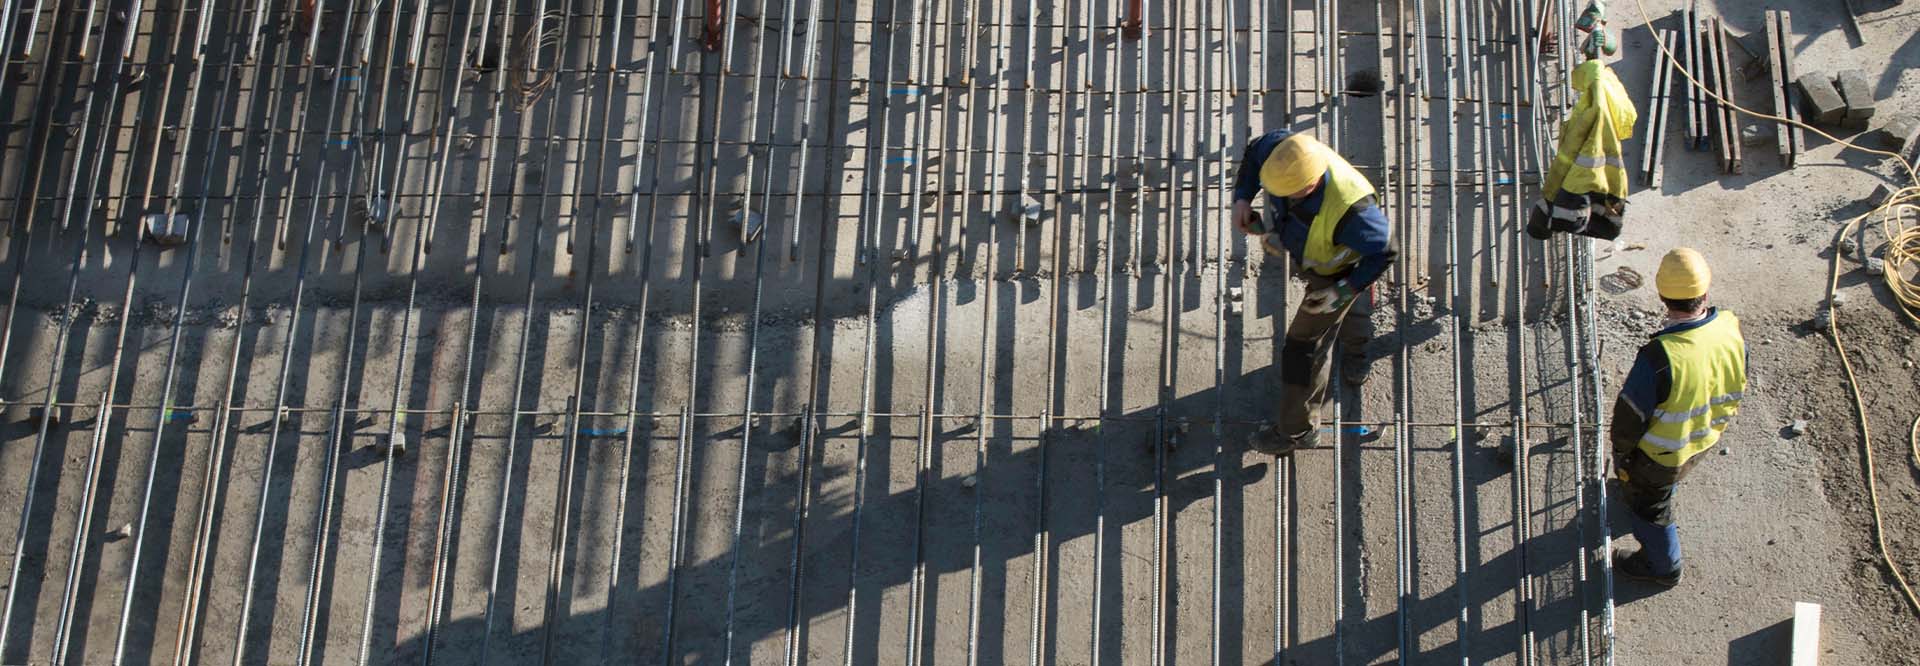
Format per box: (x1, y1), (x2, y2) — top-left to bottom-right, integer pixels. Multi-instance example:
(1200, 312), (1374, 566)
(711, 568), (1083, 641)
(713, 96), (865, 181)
(1612, 550), (1682, 588)
(1248, 427), (1316, 456)
(1341, 354), (1373, 387)
(1248, 429), (1297, 456)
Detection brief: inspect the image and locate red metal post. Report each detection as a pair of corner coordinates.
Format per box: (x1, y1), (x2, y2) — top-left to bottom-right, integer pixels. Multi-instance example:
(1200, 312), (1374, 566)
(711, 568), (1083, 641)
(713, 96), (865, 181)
(705, 0), (724, 51)
(1122, 0), (1143, 39)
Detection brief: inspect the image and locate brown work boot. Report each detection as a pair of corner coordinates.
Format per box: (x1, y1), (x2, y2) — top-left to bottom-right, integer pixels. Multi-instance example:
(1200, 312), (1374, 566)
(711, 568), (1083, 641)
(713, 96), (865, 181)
(1248, 427), (1316, 456)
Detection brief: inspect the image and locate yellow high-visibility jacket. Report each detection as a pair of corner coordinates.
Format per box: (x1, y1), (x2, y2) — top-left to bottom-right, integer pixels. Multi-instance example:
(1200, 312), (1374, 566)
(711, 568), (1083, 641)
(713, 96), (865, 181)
(1637, 311), (1747, 467)
(1544, 59), (1637, 201)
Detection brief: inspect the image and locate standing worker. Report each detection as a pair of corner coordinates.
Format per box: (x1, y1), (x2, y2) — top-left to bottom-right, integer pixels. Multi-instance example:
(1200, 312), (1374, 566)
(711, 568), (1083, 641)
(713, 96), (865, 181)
(1528, 57), (1636, 241)
(1609, 248), (1748, 586)
(1231, 130), (1395, 455)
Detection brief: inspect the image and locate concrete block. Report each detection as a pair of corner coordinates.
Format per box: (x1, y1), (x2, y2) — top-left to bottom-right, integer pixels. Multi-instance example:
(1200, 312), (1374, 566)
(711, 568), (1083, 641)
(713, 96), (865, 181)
(1796, 72), (1845, 125)
(1877, 114), (1920, 153)
(1835, 69), (1875, 125)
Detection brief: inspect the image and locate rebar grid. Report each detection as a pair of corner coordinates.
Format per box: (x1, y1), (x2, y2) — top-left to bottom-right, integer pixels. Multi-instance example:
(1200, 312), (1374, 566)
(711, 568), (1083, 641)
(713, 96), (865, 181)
(0, 0), (1618, 664)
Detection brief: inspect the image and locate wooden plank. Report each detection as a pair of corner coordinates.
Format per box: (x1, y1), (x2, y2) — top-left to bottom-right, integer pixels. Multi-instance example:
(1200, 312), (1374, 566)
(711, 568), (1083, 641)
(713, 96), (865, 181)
(1712, 18), (1743, 171)
(1644, 28), (1675, 187)
(1765, 10), (1791, 162)
(1717, 18), (1742, 173)
(1779, 10), (1804, 166)
(1792, 601), (1823, 666)
(1681, 9), (1702, 147)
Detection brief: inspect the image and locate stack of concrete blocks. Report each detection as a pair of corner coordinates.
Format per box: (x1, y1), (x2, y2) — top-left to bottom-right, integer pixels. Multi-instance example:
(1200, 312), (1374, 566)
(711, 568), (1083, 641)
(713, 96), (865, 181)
(1797, 70), (1879, 131)
(1796, 72), (1846, 125)
(1834, 70), (1875, 130)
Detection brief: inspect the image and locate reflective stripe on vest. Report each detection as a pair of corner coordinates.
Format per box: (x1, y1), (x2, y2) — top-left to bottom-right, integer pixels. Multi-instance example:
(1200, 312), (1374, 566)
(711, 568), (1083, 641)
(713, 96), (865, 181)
(1637, 310), (1747, 467)
(1301, 152), (1376, 276)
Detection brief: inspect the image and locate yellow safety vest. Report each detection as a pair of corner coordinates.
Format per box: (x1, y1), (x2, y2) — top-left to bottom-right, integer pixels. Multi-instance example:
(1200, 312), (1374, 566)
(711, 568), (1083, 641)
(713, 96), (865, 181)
(1637, 311), (1747, 467)
(1296, 154), (1376, 276)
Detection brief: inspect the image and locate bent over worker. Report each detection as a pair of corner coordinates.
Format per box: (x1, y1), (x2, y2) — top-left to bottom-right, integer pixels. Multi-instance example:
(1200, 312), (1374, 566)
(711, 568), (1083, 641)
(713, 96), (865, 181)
(1231, 130), (1395, 455)
(1528, 58), (1636, 241)
(1609, 248), (1748, 587)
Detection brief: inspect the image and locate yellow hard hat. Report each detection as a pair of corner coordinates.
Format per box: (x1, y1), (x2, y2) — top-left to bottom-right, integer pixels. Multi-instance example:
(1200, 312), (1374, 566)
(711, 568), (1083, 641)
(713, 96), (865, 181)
(1259, 133), (1329, 197)
(1655, 247), (1711, 299)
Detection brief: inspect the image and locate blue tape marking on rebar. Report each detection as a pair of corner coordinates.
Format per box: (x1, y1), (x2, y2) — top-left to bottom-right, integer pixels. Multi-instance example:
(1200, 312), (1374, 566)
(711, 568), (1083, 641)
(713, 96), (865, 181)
(578, 427), (628, 437)
(889, 87), (921, 95)
(1317, 425), (1377, 436)
(887, 156), (915, 164)
(165, 410), (195, 422)
(1496, 177), (1513, 185)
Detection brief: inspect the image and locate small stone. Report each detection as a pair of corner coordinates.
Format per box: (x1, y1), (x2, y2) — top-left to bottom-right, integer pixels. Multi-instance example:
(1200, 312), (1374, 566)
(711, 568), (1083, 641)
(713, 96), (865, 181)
(1876, 114), (1920, 153)
(960, 474), (978, 489)
(1811, 310), (1831, 331)
(1866, 257), (1886, 276)
(1789, 419), (1810, 437)
(1832, 292), (1850, 308)
(1760, 338), (1772, 345)
(108, 523), (133, 540)
(388, 435), (408, 458)
(1740, 124), (1772, 147)
(1870, 182), (1895, 207)
(1903, 359), (1914, 369)
(1840, 238), (1858, 256)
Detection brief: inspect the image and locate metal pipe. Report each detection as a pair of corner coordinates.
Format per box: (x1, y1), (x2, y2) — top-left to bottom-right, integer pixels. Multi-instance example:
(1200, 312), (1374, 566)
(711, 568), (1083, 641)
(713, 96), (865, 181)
(903, 0), (944, 661)
(538, 3), (607, 660)
(417, 0), (504, 660)
(0, 0), (141, 654)
(290, 0), (397, 657)
(776, 0), (843, 653)
(837, 0), (881, 651)
(719, 0), (774, 655)
(965, 0), (1005, 659)
(1092, 0), (1119, 656)
(598, 0), (664, 655)
(106, 1), (234, 660)
(169, 1), (299, 654)
(1442, 0), (1471, 662)
(1500, 2), (1539, 663)
(476, 0), (566, 657)
(355, 0), (442, 659)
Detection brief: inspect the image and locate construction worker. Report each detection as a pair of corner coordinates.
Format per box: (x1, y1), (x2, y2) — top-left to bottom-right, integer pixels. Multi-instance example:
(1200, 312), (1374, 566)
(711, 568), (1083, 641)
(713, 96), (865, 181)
(1231, 130), (1395, 455)
(1609, 248), (1748, 587)
(1528, 57), (1636, 241)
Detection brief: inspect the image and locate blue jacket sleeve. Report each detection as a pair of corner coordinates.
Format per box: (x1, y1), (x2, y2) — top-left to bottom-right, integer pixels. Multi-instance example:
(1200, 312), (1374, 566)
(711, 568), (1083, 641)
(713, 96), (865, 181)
(1234, 130), (1291, 203)
(1617, 342), (1668, 420)
(1333, 197), (1394, 288)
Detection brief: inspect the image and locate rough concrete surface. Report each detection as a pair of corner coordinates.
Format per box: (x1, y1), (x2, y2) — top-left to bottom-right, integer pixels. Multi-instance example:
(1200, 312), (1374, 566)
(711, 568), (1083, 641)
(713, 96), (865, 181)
(0, 0), (1918, 665)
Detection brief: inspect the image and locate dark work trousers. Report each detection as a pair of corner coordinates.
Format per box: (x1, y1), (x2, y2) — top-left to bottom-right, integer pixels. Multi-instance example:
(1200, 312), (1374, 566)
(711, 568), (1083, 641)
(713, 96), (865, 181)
(1275, 272), (1373, 440)
(1617, 448), (1698, 573)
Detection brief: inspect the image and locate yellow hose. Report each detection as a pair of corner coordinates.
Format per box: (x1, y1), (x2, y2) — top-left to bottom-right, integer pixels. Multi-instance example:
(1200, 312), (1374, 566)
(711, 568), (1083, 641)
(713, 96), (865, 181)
(1615, 0), (1920, 617)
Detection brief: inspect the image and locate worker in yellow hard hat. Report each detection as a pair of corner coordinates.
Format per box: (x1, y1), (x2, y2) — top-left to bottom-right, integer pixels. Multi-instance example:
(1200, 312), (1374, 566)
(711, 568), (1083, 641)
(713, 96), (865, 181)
(1608, 248), (1748, 587)
(1528, 57), (1636, 241)
(1230, 130), (1396, 455)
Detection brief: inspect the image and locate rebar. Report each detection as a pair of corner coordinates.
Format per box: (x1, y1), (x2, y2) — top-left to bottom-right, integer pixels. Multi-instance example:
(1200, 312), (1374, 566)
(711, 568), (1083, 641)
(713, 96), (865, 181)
(476, 0), (571, 658)
(418, 0), (508, 661)
(0, 0), (145, 655)
(1442, 0), (1472, 662)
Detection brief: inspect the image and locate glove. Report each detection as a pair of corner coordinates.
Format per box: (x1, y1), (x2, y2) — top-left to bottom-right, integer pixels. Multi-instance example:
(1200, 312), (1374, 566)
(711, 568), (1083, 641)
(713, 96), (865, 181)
(1300, 280), (1357, 315)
